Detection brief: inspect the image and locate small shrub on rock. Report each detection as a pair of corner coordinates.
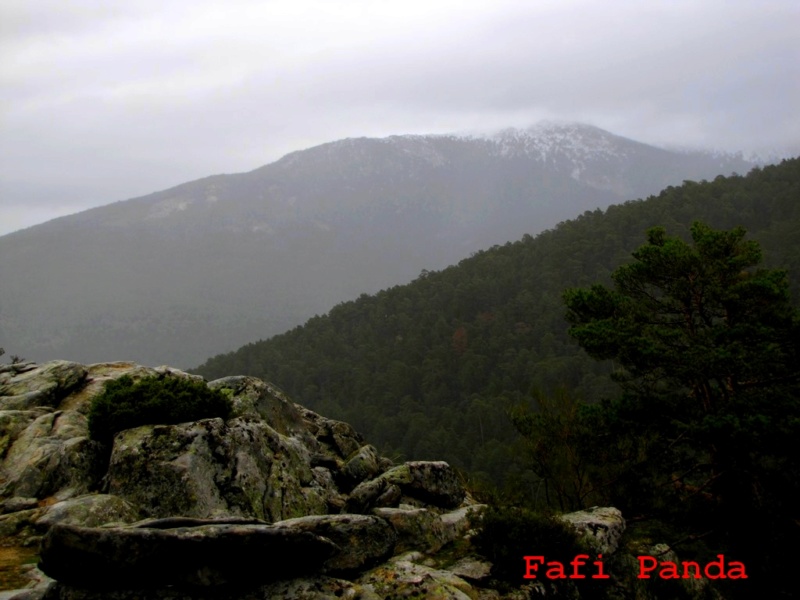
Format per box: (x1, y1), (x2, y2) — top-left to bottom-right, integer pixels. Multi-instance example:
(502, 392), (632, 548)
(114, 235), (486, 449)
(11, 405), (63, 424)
(473, 506), (589, 586)
(88, 375), (232, 443)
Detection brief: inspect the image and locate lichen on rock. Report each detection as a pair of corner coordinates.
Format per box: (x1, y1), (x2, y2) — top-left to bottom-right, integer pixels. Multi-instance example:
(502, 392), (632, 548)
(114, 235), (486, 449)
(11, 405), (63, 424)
(0, 360), (704, 599)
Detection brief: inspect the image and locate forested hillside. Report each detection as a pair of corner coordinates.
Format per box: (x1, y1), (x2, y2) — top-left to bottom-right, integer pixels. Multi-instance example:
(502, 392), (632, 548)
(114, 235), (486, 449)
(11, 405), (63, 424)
(194, 159), (800, 487)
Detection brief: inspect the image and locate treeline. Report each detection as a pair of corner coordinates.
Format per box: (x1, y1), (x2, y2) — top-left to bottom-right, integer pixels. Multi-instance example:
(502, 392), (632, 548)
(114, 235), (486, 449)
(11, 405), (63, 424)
(193, 158), (800, 489)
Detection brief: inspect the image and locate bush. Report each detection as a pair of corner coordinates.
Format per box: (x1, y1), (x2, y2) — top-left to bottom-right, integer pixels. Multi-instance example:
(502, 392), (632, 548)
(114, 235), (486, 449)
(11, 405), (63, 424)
(472, 506), (590, 585)
(87, 375), (232, 443)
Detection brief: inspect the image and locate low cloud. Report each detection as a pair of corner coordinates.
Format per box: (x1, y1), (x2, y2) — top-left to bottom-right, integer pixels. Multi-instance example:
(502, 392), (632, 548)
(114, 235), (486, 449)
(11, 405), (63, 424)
(1, 0), (798, 235)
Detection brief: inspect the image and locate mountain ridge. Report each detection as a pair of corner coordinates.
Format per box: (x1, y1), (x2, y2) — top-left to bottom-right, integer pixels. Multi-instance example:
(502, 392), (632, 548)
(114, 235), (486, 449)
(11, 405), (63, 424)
(0, 123), (757, 367)
(2, 122), (750, 238)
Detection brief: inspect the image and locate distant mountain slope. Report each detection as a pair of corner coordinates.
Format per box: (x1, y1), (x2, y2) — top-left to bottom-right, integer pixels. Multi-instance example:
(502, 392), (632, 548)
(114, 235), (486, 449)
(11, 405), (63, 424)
(193, 159), (800, 485)
(0, 122), (754, 367)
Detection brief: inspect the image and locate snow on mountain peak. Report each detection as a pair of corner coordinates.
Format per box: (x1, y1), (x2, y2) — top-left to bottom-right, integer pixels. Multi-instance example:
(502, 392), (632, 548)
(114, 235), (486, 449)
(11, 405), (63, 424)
(463, 121), (631, 165)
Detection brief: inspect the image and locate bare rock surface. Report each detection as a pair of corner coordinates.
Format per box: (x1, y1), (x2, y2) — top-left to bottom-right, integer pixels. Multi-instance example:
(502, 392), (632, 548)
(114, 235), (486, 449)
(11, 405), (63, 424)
(0, 361), (479, 595)
(0, 362), (86, 411)
(35, 495), (140, 529)
(273, 514), (396, 573)
(38, 521), (337, 589)
(358, 555), (474, 600)
(347, 460), (465, 513)
(0, 361), (657, 600)
(559, 505), (626, 554)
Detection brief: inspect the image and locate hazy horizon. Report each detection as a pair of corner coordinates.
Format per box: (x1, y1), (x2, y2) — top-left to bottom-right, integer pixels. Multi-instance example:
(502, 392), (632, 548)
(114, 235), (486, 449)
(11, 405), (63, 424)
(2, 0), (798, 236)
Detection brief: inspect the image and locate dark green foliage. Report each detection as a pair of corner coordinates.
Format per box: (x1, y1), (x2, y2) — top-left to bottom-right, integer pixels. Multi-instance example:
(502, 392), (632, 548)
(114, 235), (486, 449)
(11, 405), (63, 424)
(192, 159), (800, 488)
(562, 222), (800, 599)
(508, 389), (599, 512)
(563, 221), (800, 505)
(509, 389), (689, 517)
(473, 506), (589, 587)
(87, 375), (232, 443)
(471, 506), (619, 600)
(564, 221), (799, 400)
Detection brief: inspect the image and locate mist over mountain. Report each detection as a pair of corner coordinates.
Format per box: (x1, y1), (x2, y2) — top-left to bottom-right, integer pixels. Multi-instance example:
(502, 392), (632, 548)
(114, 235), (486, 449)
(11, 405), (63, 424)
(0, 122), (755, 367)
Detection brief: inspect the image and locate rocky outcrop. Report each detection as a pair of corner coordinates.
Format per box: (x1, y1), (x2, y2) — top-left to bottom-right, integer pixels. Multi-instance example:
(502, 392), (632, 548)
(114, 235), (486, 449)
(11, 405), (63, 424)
(559, 505), (625, 554)
(106, 417), (327, 521)
(0, 362), (199, 506)
(0, 362), (87, 412)
(272, 514), (396, 573)
(346, 461), (465, 514)
(39, 520), (337, 589)
(34, 495), (140, 531)
(0, 361), (479, 598)
(359, 555), (477, 599)
(0, 361), (709, 600)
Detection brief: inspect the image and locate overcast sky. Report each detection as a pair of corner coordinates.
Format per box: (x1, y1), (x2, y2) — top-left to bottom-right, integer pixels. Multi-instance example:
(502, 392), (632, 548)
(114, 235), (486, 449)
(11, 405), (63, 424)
(1, 0), (798, 236)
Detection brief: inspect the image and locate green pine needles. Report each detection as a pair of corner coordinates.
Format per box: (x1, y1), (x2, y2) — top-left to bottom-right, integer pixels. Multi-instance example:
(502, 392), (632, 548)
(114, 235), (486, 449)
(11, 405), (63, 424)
(87, 375), (232, 443)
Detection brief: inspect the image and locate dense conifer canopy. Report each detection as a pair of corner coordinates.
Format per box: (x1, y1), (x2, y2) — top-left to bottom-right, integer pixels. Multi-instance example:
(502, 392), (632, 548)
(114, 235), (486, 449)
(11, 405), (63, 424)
(194, 159), (800, 488)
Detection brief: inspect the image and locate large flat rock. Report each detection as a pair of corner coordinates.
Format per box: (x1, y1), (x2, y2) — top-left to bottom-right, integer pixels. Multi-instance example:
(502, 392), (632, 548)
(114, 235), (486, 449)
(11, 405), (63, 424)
(39, 520), (338, 589)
